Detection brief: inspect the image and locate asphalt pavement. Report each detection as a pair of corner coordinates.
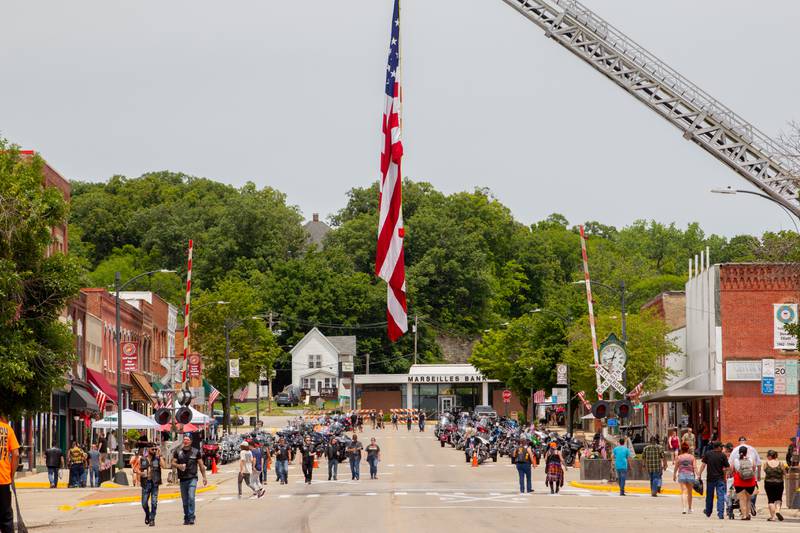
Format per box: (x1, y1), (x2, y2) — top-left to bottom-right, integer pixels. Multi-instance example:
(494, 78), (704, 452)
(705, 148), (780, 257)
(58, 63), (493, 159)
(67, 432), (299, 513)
(18, 425), (800, 532)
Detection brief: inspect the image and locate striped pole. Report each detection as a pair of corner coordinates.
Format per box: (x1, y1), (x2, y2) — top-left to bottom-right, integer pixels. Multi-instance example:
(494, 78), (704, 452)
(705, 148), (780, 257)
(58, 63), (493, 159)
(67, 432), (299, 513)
(579, 226), (603, 399)
(181, 239), (193, 387)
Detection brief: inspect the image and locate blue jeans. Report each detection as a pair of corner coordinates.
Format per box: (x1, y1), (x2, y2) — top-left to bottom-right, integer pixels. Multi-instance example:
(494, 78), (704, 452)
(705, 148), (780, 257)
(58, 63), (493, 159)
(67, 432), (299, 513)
(47, 467), (59, 488)
(68, 464), (84, 487)
(350, 457), (360, 480)
(367, 456), (378, 478)
(141, 480), (159, 521)
(705, 479), (726, 518)
(648, 471), (662, 495)
(516, 463), (532, 493)
(275, 460), (288, 483)
(328, 459), (338, 480)
(89, 466), (100, 487)
(617, 468), (627, 494)
(179, 478), (197, 522)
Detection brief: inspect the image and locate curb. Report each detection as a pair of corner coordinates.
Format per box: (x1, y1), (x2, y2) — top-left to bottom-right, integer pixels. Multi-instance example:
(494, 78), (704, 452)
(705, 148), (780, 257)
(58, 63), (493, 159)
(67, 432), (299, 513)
(57, 484), (218, 511)
(18, 480), (127, 489)
(569, 481), (701, 497)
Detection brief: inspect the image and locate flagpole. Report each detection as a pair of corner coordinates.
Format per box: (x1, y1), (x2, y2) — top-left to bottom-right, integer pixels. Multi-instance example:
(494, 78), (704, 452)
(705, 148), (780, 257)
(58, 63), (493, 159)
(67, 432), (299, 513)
(397, 0), (403, 131)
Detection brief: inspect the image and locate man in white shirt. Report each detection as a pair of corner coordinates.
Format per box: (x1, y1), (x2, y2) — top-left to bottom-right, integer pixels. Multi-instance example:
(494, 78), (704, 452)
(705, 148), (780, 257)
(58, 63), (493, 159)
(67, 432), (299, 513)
(737, 436), (761, 479)
(238, 442), (264, 498)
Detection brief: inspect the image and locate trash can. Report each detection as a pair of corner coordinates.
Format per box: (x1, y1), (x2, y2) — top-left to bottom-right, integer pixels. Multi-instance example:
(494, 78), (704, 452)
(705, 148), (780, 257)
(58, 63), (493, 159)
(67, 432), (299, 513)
(786, 467), (800, 509)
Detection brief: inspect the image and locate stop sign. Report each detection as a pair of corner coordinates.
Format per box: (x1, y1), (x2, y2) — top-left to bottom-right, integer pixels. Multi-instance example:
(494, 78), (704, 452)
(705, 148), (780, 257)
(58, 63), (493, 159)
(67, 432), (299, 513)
(502, 389), (512, 403)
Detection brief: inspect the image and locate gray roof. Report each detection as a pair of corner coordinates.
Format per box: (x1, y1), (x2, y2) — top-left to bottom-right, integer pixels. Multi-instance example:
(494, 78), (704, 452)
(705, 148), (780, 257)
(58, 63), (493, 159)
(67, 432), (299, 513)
(303, 216), (331, 247)
(327, 335), (356, 356)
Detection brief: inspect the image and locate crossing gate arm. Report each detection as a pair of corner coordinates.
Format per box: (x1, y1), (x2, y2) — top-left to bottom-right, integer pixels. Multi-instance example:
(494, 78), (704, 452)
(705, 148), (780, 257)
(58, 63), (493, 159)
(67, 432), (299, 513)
(500, 0), (800, 217)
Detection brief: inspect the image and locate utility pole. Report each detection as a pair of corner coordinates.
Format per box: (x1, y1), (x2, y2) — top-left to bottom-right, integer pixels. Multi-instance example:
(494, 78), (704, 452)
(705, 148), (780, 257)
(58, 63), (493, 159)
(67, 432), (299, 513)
(268, 311), (273, 415)
(620, 280), (628, 390)
(365, 353), (370, 375)
(224, 321), (231, 434)
(413, 315), (418, 365)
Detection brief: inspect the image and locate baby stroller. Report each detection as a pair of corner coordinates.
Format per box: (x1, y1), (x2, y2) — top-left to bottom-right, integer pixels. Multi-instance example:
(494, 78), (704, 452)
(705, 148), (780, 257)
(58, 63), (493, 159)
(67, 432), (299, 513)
(726, 484), (757, 520)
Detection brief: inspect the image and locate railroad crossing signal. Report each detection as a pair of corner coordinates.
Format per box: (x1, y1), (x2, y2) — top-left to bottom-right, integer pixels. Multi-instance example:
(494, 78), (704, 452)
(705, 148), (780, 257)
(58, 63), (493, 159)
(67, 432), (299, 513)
(595, 364), (626, 395)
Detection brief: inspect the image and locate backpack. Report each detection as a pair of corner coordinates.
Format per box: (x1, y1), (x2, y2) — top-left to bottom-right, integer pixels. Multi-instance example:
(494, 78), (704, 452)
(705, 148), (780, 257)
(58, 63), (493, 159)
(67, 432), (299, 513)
(738, 458), (755, 480)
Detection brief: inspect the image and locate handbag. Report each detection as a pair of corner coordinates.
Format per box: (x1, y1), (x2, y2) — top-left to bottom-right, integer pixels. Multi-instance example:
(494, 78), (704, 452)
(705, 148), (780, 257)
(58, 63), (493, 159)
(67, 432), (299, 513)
(692, 479), (704, 495)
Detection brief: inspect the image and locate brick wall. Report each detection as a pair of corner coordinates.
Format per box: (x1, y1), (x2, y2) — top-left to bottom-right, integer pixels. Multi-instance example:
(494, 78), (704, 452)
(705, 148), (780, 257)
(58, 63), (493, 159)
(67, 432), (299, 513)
(361, 390), (402, 411)
(718, 264), (800, 448)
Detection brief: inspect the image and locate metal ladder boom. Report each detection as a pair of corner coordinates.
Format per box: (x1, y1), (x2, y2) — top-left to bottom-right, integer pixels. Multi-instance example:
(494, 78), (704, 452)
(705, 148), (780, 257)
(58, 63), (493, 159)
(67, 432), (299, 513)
(501, 0), (800, 217)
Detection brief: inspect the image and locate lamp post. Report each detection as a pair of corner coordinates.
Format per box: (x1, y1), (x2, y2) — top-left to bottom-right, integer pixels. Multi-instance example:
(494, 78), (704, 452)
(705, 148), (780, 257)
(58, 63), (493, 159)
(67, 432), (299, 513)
(114, 268), (174, 485)
(711, 187), (800, 232)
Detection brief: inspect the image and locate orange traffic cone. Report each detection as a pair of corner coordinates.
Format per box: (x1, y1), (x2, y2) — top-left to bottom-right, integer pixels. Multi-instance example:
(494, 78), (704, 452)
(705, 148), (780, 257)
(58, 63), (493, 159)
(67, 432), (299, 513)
(574, 455), (580, 469)
(211, 456), (218, 474)
(313, 457), (319, 469)
(267, 459), (271, 471)
(471, 452), (478, 467)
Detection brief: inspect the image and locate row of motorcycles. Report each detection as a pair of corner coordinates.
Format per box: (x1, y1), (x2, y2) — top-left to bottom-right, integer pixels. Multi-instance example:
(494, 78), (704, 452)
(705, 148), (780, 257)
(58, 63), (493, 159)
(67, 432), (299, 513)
(200, 415), (363, 469)
(434, 410), (584, 467)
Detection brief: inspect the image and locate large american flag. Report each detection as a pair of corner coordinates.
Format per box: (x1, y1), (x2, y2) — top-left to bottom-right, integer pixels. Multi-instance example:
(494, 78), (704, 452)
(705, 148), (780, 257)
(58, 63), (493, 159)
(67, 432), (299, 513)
(89, 383), (108, 412)
(375, 0), (408, 342)
(532, 389), (546, 404)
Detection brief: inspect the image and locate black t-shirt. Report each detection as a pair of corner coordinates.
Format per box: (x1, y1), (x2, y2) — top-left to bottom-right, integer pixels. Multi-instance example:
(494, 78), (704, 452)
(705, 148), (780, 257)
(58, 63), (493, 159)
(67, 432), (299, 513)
(702, 450), (730, 483)
(139, 455), (164, 485)
(300, 444), (315, 462)
(45, 447), (63, 468)
(348, 441), (363, 460)
(98, 439), (107, 454)
(275, 445), (291, 461)
(366, 444), (380, 460)
(173, 447), (201, 480)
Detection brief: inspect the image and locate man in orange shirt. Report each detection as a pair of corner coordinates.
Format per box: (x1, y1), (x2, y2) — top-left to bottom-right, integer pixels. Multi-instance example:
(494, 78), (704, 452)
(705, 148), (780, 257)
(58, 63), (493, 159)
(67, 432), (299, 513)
(0, 414), (21, 533)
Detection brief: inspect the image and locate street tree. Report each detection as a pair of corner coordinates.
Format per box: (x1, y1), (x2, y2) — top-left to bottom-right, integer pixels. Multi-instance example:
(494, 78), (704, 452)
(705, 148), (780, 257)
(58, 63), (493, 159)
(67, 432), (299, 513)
(0, 142), (85, 417)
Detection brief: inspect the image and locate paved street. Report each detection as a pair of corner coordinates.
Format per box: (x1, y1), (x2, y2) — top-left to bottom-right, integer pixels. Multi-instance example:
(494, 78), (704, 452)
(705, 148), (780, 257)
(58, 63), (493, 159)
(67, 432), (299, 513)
(18, 426), (798, 533)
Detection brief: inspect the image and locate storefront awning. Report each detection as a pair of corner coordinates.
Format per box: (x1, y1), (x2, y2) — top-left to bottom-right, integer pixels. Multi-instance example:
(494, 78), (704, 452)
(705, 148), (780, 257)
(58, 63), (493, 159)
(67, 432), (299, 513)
(130, 372), (156, 405)
(86, 368), (118, 404)
(69, 384), (100, 412)
(643, 389), (722, 402)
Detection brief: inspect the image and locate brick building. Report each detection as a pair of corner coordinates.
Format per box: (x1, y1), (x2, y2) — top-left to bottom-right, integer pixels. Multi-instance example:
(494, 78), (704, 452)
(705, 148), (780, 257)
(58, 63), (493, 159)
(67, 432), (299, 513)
(644, 255), (799, 448)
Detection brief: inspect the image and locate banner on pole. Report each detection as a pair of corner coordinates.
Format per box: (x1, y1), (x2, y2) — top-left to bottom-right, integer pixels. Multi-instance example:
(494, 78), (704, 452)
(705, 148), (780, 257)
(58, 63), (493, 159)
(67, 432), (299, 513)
(121, 341), (138, 372)
(229, 359), (240, 378)
(188, 353), (202, 378)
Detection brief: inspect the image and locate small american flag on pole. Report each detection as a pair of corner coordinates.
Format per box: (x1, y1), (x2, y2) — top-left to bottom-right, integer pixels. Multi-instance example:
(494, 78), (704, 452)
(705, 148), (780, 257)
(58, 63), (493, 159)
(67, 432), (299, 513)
(237, 386), (249, 403)
(532, 389), (546, 404)
(204, 379), (220, 407)
(89, 382), (108, 412)
(375, 0), (408, 342)
(577, 390), (593, 412)
(626, 381), (645, 401)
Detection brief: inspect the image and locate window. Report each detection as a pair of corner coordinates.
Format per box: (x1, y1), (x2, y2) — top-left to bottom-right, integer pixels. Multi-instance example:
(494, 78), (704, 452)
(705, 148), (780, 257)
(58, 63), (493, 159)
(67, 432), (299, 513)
(308, 354), (322, 369)
(302, 378), (311, 389)
(324, 378), (335, 389)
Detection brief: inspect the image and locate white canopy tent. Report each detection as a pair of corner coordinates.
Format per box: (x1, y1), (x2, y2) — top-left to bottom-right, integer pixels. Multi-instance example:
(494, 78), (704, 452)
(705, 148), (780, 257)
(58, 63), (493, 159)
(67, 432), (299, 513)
(92, 409), (161, 429)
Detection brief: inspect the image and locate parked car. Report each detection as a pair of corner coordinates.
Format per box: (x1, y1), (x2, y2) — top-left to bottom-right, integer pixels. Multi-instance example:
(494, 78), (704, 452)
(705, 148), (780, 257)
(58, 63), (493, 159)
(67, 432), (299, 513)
(275, 392), (299, 407)
(473, 405), (498, 419)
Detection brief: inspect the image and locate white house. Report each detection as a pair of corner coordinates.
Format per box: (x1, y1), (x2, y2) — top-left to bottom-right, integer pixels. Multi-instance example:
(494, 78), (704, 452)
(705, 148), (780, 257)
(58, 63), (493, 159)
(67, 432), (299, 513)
(290, 328), (355, 402)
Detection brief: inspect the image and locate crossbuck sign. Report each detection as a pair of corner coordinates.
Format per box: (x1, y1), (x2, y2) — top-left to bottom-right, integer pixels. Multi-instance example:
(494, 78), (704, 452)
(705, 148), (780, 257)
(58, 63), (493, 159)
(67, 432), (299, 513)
(595, 364), (626, 395)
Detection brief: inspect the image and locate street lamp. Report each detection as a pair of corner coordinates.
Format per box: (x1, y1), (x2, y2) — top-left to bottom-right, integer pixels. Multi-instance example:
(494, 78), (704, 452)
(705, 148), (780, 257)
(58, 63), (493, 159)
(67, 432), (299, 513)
(114, 268), (174, 485)
(530, 308), (572, 324)
(711, 187), (800, 232)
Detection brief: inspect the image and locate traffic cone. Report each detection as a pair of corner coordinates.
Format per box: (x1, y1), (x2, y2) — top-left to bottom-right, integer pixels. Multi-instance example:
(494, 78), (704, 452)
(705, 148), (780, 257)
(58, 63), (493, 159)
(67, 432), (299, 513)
(574, 455), (580, 469)
(471, 452), (478, 468)
(313, 457), (319, 469)
(211, 457), (218, 474)
(267, 459), (271, 471)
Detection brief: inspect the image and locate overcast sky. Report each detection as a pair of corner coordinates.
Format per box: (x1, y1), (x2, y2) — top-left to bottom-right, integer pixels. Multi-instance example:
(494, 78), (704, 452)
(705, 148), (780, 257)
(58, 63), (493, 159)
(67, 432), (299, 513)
(2, 0), (798, 237)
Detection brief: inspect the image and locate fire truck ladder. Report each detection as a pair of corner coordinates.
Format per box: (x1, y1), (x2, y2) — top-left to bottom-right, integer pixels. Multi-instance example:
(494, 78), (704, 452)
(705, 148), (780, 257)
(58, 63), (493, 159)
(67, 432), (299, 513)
(501, 0), (800, 218)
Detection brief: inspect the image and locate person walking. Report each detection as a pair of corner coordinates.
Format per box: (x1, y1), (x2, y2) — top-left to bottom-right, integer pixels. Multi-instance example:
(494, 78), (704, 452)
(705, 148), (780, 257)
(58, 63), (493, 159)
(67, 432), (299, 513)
(612, 437), (632, 496)
(44, 442), (64, 489)
(171, 434), (208, 526)
(238, 442), (264, 498)
(365, 438), (381, 480)
(681, 428), (695, 457)
(274, 437), (290, 485)
(763, 450), (788, 522)
(406, 414), (412, 432)
(378, 410), (385, 429)
(511, 438), (535, 494)
(418, 411), (426, 432)
(87, 444), (101, 488)
(347, 434), (363, 481)
(326, 437), (339, 481)
(787, 437), (799, 467)
(98, 435), (108, 464)
(131, 448), (142, 487)
(697, 441), (728, 519)
(0, 414), (20, 533)
(67, 441), (86, 488)
(391, 412), (398, 430)
(544, 442), (565, 494)
(642, 436), (668, 497)
(673, 442), (697, 514)
(369, 411), (377, 430)
(731, 445), (757, 520)
(668, 430), (680, 463)
(737, 435), (762, 515)
(140, 445), (166, 527)
(300, 436), (315, 485)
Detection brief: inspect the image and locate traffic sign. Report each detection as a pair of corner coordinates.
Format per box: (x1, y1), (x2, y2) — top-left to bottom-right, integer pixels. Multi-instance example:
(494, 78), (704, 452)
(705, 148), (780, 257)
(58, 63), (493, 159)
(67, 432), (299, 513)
(502, 389), (512, 403)
(556, 364), (568, 385)
(596, 364), (626, 395)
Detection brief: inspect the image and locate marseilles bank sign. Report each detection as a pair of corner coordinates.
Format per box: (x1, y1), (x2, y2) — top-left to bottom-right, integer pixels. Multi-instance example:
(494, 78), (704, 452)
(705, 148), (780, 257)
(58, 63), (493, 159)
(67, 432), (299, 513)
(408, 374), (487, 383)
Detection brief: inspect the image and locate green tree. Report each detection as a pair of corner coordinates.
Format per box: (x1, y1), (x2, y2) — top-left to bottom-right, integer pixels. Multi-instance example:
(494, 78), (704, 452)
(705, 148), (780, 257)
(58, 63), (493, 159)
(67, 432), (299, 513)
(190, 278), (281, 428)
(470, 313), (567, 423)
(562, 310), (677, 398)
(0, 141), (85, 417)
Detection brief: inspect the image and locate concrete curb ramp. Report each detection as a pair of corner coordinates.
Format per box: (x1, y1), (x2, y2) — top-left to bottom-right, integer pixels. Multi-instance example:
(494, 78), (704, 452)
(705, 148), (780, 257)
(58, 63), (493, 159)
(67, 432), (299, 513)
(57, 484), (218, 511)
(569, 481), (701, 497)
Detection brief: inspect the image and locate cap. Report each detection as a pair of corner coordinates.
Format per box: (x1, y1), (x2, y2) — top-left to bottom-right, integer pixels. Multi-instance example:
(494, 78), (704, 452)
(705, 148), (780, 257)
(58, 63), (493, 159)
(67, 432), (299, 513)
(738, 436), (747, 442)
(549, 442), (557, 448)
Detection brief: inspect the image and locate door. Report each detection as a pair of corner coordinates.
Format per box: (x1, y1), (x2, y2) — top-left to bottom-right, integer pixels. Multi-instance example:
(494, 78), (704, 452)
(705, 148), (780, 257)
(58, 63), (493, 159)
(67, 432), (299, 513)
(439, 396), (454, 413)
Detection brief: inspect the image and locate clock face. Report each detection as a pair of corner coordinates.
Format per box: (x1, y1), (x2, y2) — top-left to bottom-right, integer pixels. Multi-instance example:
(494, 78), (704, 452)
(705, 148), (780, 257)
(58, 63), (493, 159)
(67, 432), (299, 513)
(601, 344), (626, 369)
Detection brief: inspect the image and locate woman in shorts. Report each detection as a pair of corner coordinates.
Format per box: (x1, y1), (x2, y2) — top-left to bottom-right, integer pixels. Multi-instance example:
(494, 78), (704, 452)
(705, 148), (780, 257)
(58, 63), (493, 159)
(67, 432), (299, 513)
(763, 450), (788, 521)
(668, 430), (680, 462)
(672, 442), (696, 514)
(732, 446), (757, 520)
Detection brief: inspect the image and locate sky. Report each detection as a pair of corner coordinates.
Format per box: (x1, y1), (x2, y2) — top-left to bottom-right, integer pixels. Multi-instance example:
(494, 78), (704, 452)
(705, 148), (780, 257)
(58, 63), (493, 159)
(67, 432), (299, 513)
(2, 0), (799, 237)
